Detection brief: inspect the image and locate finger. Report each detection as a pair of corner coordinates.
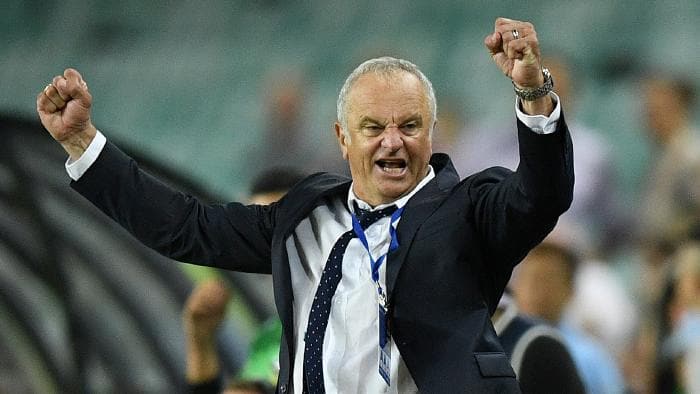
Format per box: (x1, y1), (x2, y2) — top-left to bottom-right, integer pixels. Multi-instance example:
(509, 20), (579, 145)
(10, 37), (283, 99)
(495, 18), (534, 35)
(52, 75), (70, 101)
(502, 27), (534, 55)
(43, 83), (67, 109)
(507, 37), (527, 61)
(484, 32), (514, 76)
(495, 19), (534, 50)
(508, 36), (541, 65)
(484, 31), (503, 56)
(63, 68), (90, 99)
(36, 88), (58, 114)
(494, 17), (517, 30)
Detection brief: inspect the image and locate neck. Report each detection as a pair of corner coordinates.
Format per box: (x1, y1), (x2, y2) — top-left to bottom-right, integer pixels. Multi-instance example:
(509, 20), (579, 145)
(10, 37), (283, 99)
(352, 165), (432, 208)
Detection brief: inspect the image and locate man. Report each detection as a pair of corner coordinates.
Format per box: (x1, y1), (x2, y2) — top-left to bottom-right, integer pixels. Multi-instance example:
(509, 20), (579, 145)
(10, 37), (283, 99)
(639, 75), (700, 244)
(512, 242), (625, 393)
(184, 278), (274, 394)
(492, 291), (584, 393)
(656, 242), (700, 393)
(37, 18), (573, 393)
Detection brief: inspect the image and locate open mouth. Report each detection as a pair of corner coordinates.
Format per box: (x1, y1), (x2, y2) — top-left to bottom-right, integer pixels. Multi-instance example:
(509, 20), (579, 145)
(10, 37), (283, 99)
(376, 159), (407, 175)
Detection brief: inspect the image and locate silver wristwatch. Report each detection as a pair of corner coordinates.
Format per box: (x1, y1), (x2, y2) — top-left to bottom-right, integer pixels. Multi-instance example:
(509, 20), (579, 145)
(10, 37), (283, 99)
(512, 67), (554, 101)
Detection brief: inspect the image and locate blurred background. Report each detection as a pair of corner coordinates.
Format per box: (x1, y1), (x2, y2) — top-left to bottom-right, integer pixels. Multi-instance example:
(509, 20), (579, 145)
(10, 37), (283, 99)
(1, 0), (699, 392)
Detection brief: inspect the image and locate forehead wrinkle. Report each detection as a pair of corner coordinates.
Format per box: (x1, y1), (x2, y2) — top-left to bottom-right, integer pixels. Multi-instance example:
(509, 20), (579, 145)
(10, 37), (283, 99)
(348, 73), (432, 126)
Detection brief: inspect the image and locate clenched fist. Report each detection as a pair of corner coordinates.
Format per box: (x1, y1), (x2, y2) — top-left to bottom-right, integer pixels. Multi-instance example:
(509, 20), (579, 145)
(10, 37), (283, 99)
(36, 68), (96, 160)
(484, 17), (554, 116)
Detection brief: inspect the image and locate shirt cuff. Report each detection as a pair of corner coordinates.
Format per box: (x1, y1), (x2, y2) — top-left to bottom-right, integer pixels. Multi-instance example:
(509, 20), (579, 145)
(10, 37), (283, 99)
(65, 130), (107, 181)
(514, 92), (561, 135)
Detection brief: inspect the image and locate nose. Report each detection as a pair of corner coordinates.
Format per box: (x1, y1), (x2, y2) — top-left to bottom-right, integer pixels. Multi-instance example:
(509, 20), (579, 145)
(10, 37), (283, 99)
(381, 126), (403, 151)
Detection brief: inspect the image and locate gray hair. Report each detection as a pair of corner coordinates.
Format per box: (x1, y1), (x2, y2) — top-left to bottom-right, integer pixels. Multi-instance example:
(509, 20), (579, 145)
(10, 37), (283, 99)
(336, 57), (437, 137)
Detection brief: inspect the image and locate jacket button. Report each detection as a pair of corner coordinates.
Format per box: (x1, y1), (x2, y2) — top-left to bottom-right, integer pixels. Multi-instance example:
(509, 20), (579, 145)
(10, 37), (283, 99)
(280, 384), (288, 393)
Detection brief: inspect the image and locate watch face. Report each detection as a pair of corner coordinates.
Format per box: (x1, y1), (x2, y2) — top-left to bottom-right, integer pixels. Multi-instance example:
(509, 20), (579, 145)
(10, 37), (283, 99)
(542, 68), (553, 88)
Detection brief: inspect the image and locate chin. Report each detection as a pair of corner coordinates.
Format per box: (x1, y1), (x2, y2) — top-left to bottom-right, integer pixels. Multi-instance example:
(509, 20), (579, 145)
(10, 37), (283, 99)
(377, 184), (413, 201)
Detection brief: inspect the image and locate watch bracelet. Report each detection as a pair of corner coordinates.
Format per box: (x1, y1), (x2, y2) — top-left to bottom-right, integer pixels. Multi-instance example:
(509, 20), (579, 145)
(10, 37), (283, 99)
(512, 68), (554, 101)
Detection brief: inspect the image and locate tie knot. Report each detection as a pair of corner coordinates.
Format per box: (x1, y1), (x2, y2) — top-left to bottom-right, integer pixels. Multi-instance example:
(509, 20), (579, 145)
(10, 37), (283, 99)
(353, 202), (398, 229)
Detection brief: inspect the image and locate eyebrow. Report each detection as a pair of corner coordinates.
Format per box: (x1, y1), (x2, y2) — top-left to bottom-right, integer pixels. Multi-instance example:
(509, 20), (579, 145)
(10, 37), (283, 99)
(358, 116), (383, 126)
(400, 115), (423, 125)
(358, 114), (423, 126)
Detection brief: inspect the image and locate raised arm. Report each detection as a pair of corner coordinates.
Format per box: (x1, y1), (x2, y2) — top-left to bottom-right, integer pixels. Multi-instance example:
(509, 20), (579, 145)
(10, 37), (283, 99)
(36, 69), (276, 274)
(183, 279), (230, 391)
(467, 18), (574, 307)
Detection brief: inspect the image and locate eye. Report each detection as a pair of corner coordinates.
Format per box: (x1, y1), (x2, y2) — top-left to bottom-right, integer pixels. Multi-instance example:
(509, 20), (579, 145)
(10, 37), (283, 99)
(361, 124), (384, 136)
(401, 122), (420, 135)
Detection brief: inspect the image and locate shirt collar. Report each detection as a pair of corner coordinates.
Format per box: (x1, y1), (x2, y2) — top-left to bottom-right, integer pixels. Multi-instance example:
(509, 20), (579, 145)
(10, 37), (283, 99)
(347, 165), (435, 214)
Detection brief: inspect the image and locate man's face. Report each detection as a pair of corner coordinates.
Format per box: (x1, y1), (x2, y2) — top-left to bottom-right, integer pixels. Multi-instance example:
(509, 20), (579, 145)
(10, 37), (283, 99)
(335, 71), (434, 206)
(512, 249), (572, 324)
(643, 79), (685, 145)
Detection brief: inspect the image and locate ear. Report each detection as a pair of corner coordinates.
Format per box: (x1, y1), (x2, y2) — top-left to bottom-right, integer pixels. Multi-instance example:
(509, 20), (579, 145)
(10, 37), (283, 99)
(334, 122), (349, 160)
(421, 119), (435, 158)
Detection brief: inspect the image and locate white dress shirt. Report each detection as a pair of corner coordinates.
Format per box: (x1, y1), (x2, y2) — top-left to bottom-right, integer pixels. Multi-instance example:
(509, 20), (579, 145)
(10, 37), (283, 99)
(65, 96), (560, 393)
(286, 166), (434, 394)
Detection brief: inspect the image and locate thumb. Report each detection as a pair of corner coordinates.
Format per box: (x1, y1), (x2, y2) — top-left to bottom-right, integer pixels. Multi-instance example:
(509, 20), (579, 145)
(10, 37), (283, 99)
(484, 31), (512, 76)
(483, 31), (502, 56)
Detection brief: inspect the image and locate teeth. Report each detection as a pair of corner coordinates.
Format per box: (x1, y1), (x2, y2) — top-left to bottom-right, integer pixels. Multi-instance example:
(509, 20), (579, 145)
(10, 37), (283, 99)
(377, 161), (405, 168)
(382, 166), (404, 174)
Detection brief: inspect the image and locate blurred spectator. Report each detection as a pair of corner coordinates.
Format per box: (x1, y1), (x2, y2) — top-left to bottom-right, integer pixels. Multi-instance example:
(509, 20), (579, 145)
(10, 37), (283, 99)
(449, 56), (620, 257)
(258, 70), (311, 170)
(183, 278), (232, 392)
(230, 167), (307, 317)
(624, 76), (700, 393)
(687, 341), (700, 394)
(655, 243), (700, 394)
(253, 70), (346, 177)
(492, 291), (584, 393)
(549, 223), (638, 359)
(431, 96), (467, 155)
(183, 279), (273, 394)
(184, 167), (304, 393)
(638, 74), (700, 245)
(512, 241), (626, 394)
(249, 167), (307, 205)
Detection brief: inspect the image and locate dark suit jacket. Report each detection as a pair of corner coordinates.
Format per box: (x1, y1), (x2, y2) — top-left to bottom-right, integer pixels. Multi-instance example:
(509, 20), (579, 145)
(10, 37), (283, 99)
(72, 117), (573, 393)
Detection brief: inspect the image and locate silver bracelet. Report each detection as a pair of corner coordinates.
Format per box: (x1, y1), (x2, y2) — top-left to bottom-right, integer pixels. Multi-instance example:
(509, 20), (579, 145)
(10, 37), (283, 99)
(512, 68), (554, 101)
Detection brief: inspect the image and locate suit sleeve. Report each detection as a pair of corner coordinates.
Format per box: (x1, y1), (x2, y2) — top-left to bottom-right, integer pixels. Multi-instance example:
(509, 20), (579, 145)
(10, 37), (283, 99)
(70, 141), (275, 274)
(467, 114), (574, 306)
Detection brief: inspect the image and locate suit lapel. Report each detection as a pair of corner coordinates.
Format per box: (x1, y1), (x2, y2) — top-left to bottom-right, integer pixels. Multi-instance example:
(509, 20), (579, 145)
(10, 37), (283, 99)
(385, 153), (459, 299)
(272, 174), (351, 359)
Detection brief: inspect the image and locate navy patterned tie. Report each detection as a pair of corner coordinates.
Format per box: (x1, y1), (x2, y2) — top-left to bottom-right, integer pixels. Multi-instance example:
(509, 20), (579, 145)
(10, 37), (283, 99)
(302, 203), (398, 393)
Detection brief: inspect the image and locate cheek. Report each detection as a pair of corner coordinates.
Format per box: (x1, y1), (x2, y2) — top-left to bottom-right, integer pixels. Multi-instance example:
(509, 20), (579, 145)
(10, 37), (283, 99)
(346, 147), (372, 170)
(351, 143), (378, 165)
(408, 138), (432, 163)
